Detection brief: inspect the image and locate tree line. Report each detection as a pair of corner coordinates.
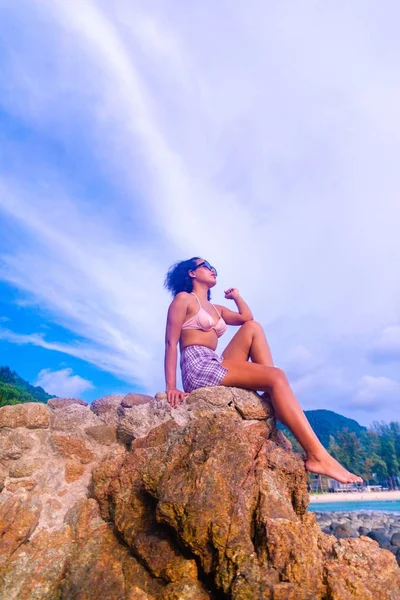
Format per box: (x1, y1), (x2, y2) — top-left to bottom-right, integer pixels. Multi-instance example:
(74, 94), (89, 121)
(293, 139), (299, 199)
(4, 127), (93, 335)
(328, 422), (400, 489)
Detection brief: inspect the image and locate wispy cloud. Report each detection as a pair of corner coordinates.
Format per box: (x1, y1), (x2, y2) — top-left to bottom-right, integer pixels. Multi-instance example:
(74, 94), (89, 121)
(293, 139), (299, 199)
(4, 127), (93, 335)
(368, 326), (400, 364)
(351, 376), (400, 412)
(1, 2), (400, 421)
(0, 327), (139, 382)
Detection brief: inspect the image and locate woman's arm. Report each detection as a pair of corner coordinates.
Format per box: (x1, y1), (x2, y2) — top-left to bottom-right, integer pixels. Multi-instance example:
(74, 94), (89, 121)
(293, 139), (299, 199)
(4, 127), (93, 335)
(218, 288), (253, 325)
(165, 293), (189, 407)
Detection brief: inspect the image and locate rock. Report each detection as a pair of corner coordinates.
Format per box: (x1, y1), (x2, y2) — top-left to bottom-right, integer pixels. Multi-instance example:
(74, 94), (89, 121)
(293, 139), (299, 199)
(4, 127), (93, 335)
(359, 526), (370, 536)
(390, 526), (400, 534)
(319, 535), (400, 599)
(121, 393), (154, 407)
(116, 397), (173, 443)
(0, 464), (7, 492)
(0, 388), (399, 599)
(397, 548), (400, 567)
(50, 402), (103, 433)
(85, 424), (117, 445)
(90, 394), (125, 426)
(367, 529), (392, 549)
(0, 498), (163, 600)
(99, 397), (399, 599)
(0, 429), (34, 460)
(0, 402), (49, 429)
(392, 532), (400, 547)
(334, 523), (359, 539)
(161, 579), (210, 600)
(50, 433), (95, 464)
(64, 460), (85, 483)
(0, 495), (42, 559)
(6, 479), (37, 493)
(48, 397), (88, 409)
(116, 387), (277, 446)
(8, 459), (40, 478)
(102, 413), (317, 598)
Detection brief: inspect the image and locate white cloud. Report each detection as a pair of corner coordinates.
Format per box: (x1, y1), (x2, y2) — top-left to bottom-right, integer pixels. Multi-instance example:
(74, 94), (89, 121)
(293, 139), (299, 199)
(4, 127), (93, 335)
(0, 316), (10, 322)
(0, 327), (141, 384)
(351, 376), (400, 412)
(0, 1), (400, 418)
(292, 365), (351, 410)
(282, 345), (323, 381)
(369, 326), (400, 363)
(34, 368), (94, 397)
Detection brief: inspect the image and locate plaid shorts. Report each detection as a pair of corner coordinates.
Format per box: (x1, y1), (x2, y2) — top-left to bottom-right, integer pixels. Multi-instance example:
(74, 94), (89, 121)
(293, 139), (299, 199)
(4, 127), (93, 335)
(180, 345), (228, 393)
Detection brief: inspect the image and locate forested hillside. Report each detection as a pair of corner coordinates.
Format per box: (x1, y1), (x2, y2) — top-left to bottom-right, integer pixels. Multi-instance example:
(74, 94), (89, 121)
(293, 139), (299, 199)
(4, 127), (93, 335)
(280, 409), (400, 488)
(0, 366), (55, 406)
(328, 421), (400, 488)
(305, 409), (366, 447)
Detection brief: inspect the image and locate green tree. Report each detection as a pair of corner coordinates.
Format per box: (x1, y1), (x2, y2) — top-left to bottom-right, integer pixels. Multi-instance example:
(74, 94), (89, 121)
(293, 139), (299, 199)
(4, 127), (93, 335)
(369, 422), (400, 489)
(0, 366), (55, 406)
(328, 428), (366, 477)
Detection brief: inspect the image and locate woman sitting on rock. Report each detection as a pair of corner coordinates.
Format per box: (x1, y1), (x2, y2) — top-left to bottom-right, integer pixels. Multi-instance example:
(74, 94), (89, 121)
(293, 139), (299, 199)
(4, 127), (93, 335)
(164, 256), (363, 485)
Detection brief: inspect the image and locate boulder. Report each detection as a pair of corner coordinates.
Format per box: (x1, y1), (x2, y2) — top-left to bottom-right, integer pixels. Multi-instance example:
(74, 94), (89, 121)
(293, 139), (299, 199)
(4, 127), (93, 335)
(90, 394), (125, 426)
(367, 529), (392, 549)
(0, 402), (49, 429)
(334, 523), (359, 539)
(0, 387), (399, 599)
(392, 532), (400, 547)
(48, 397), (88, 409)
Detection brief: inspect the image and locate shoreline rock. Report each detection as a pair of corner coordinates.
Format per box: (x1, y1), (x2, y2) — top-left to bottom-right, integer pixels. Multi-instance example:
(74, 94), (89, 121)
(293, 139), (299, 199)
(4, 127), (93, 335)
(0, 388), (399, 599)
(312, 510), (400, 565)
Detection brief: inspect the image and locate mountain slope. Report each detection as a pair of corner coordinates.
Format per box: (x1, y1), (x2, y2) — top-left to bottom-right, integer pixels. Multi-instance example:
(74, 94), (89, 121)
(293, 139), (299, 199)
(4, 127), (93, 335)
(305, 409), (366, 447)
(278, 408), (367, 450)
(0, 366), (55, 406)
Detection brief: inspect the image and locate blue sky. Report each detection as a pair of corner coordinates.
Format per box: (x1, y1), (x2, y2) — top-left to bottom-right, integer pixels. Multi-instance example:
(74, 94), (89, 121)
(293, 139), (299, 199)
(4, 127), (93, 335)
(1, 1), (400, 424)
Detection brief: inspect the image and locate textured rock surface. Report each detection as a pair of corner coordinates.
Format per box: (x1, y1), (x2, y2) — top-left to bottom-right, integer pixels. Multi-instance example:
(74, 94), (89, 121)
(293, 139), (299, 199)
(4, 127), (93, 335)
(315, 511), (400, 565)
(0, 388), (399, 599)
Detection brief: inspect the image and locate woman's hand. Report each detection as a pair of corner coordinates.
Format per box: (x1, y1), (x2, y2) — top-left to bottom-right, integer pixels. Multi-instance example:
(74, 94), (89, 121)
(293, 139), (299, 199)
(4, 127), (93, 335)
(224, 288), (241, 300)
(167, 388), (189, 409)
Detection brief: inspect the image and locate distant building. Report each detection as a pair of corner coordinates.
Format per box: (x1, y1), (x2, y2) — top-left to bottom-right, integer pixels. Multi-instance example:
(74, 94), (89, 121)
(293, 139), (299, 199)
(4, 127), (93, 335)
(309, 475), (364, 493)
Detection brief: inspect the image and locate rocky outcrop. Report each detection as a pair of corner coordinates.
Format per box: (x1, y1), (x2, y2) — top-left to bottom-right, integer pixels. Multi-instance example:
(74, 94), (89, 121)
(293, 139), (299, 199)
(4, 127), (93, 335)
(0, 388), (399, 599)
(315, 511), (400, 565)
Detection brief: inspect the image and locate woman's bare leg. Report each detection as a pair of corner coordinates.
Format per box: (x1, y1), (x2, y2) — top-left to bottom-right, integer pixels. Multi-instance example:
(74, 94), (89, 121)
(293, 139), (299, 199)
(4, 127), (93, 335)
(221, 322), (292, 450)
(220, 358), (363, 484)
(221, 321), (274, 366)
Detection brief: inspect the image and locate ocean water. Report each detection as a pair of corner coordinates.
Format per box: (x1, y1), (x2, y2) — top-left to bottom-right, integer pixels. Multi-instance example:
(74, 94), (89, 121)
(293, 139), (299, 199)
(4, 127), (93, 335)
(308, 499), (400, 513)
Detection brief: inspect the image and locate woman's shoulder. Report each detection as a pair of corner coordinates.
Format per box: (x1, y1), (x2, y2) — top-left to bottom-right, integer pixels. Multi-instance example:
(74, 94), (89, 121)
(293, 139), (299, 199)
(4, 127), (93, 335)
(170, 291), (192, 305)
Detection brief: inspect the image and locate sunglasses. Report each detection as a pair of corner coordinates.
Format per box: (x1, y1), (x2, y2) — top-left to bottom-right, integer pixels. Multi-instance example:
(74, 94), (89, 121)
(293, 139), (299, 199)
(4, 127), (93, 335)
(193, 260), (218, 277)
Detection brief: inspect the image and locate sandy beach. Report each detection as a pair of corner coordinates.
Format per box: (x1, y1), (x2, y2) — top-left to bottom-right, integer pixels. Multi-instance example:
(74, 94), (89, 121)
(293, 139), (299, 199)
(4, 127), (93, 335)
(309, 490), (400, 503)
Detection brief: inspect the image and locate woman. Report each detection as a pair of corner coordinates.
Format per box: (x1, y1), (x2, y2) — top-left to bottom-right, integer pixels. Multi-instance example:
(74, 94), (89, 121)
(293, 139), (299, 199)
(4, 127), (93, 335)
(164, 256), (363, 484)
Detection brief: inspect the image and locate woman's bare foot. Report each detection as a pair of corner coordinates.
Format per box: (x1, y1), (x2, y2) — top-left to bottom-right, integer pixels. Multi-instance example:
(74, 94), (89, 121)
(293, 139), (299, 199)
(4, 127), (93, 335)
(305, 451), (363, 484)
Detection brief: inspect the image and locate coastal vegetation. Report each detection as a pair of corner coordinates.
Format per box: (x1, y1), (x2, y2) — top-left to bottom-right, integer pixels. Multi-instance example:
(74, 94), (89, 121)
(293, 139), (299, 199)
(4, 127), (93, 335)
(328, 422), (400, 489)
(0, 365), (55, 406)
(281, 410), (400, 489)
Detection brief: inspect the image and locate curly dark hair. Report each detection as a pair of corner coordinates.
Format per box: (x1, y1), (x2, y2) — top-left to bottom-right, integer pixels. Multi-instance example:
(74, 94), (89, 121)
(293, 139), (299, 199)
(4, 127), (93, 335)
(164, 257), (211, 300)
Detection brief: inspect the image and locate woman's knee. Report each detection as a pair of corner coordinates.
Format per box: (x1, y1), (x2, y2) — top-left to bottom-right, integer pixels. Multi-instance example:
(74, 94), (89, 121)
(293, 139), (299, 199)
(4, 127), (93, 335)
(269, 367), (288, 389)
(240, 320), (263, 335)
